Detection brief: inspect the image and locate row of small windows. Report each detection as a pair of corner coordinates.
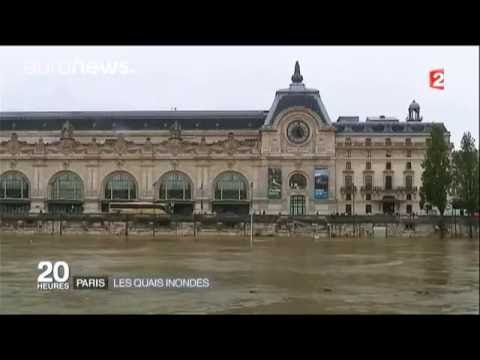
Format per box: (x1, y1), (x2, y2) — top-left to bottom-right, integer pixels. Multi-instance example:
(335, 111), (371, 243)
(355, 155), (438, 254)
(345, 161), (412, 170)
(345, 150), (412, 159)
(344, 204), (412, 215)
(6, 120), (256, 130)
(347, 150), (412, 158)
(344, 174), (414, 190)
(345, 138), (413, 146)
(356, 193), (412, 201)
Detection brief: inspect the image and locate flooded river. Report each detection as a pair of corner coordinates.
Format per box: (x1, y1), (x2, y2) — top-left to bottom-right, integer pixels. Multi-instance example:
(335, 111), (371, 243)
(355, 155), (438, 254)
(0, 234), (478, 314)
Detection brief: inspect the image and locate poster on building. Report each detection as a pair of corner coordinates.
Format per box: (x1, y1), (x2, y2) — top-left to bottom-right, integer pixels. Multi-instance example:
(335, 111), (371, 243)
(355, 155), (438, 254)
(314, 168), (329, 200)
(268, 168), (282, 199)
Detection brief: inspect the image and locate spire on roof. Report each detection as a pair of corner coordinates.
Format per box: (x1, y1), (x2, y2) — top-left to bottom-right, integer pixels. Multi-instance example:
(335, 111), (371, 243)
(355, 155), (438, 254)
(291, 61), (303, 84)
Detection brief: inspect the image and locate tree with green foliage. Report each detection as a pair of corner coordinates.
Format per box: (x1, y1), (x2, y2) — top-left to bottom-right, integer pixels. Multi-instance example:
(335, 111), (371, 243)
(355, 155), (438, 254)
(421, 125), (452, 237)
(451, 132), (479, 238)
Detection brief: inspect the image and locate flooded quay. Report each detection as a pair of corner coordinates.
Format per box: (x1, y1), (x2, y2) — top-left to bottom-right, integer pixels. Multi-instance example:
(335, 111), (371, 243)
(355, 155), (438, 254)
(0, 234), (478, 314)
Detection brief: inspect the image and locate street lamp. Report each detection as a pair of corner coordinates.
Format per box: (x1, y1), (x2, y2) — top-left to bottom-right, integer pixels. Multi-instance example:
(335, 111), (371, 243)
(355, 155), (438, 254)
(352, 184), (356, 216)
(351, 184), (357, 237)
(250, 181), (254, 248)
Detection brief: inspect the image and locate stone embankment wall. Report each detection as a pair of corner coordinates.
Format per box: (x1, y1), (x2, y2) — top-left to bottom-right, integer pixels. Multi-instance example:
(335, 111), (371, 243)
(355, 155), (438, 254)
(0, 214), (478, 239)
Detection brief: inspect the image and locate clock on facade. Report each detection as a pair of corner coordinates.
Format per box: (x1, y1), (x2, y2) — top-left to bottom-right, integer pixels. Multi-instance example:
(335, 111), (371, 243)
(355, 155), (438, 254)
(287, 120), (310, 144)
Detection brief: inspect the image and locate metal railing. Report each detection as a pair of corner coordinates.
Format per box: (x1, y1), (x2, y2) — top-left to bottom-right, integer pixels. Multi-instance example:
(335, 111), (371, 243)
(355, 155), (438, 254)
(359, 186), (418, 193)
(337, 142), (425, 148)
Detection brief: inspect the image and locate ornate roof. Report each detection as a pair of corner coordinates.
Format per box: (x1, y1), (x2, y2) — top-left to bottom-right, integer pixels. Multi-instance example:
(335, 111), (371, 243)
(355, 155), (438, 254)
(0, 111), (267, 131)
(334, 121), (447, 134)
(262, 61), (332, 128)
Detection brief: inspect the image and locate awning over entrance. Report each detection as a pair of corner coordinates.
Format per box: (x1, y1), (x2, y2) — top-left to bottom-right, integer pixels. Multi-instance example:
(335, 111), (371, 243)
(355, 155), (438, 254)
(0, 199), (31, 204)
(154, 200), (194, 215)
(107, 201), (170, 214)
(0, 199), (31, 215)
(155, 200), (194, 205)
(47, 200), (83, 204)
(211, 200), (250, 215)
(211, 200), (250, 205)
(372, 199), (405, 204)
(47, 200), (84, 214)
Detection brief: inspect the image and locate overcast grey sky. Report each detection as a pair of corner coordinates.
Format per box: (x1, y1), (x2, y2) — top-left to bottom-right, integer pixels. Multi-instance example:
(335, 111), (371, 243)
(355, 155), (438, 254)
(0, 46), (478, 147)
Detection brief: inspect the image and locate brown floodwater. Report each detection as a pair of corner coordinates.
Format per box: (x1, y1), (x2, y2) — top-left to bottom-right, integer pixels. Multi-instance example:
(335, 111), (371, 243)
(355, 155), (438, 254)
(0, 233), (478, 314)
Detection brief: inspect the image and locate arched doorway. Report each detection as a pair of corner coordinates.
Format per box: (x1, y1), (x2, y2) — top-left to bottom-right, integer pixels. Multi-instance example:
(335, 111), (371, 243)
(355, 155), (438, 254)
(289, 173), (307, 216)
(101, 171), (137, 212)
(47, 171), (84, 214)
(156, 171), (194, 215)
(0, 171), (31, 215)
(212, 171), (249, 215)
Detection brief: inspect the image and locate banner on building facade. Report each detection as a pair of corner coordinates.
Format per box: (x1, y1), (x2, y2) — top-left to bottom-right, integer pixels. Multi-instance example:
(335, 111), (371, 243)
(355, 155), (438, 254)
(314, 168), (329, 200)
(268, 168), (282, 199)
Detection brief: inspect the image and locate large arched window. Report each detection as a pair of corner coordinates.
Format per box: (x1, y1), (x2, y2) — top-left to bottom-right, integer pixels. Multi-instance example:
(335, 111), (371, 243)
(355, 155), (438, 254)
(289, 173), (307, 190)
(104, 172), (137, 200)
(0, 171), (29, 199)
(47, 171), (84, 214)
(158, 172), (192, 200)
(49, 171), (83, 201)
(214, 172), (248, 201)
(0, 171), (30, 215)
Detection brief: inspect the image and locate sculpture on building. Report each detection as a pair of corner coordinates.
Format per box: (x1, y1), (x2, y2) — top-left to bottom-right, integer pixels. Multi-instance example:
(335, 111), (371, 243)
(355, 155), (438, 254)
(7, 133), (21, 154)
(34, 138), (46, 154)
(143, 137), (154, 154)
(169, 120), (182, 140)
(87, 137), (99, 154)
(114, 134), (128, 154)
(291, 60), (303, 84)
(407, 100), (422, 121)
(61, 120), (74, 139)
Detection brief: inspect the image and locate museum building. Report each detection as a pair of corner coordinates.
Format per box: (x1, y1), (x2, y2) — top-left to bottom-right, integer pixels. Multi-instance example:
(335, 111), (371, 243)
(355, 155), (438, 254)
(0, 62), (450, 216)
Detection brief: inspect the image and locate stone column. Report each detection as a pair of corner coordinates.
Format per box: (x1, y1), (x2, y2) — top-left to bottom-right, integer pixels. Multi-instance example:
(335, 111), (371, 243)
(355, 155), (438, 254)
(84, 162), (100, 213)
(30, 162), (47, 214)
(195, 161), (211, 213)
(251, 163), (261, 214)
(141, 162), (154, 200)
(84, 199), (100, 213)
(204, 164), (212, 213)
(194, 163), (203, 213)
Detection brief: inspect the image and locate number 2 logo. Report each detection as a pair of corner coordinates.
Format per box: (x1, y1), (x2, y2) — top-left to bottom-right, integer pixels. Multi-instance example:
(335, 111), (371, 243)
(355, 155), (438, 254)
(429, 69), (445, 90)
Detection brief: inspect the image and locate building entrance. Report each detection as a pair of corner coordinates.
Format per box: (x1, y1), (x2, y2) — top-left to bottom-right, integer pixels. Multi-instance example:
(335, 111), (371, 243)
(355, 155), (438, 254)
(290, 195), (306, 216)
(382, 196), (395, 214)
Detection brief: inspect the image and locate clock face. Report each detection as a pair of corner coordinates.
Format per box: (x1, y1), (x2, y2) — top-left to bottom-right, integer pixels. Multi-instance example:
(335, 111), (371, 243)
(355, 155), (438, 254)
(287, 120), (310, 144)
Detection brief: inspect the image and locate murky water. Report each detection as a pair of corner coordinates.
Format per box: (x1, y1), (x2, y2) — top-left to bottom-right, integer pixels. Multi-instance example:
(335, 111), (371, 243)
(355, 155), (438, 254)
(0, 233), (478, 314)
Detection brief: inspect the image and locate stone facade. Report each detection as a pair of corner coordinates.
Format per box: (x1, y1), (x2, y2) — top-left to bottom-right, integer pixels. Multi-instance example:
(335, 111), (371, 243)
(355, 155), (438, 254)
(0, 63), (450, 216)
